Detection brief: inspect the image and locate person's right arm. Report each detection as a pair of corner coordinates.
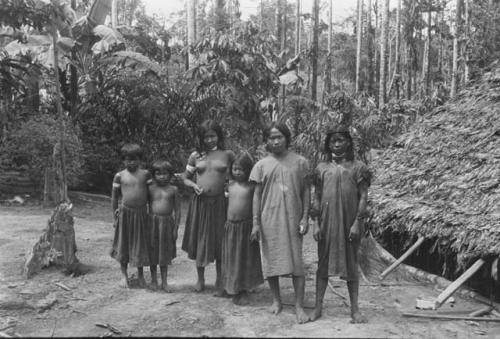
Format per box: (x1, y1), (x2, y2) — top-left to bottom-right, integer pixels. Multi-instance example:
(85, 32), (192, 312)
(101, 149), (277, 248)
(111, 172), (121, 217)
(182, 152), (203, 195)
(312, 168), (322, 242)
(250, 183), (262, 242)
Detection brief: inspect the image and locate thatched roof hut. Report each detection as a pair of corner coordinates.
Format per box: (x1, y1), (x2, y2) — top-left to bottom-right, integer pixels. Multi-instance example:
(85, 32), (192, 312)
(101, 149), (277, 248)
(369, 65), (500, 270)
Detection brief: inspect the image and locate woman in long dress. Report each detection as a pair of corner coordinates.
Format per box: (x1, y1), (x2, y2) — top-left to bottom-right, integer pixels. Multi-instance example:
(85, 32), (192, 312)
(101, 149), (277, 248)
(250, 122), (311, 324)
(311, 124), (371, 323)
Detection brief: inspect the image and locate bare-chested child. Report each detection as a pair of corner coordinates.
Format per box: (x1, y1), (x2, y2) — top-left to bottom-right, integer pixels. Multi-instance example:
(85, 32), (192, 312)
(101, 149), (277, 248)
(220, 153), (264, 305)
(148, 160), (181, 292)
(110, 143), (151, 288)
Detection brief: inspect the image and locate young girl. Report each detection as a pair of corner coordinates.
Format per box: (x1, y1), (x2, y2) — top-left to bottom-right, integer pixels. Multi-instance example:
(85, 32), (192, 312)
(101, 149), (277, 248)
(181, 120), (235, 292)
(148, 160), (181, 292)
(110, 143), (151, 288)
(311, 125), (371, 324)
(221, 152), (264, 305)
(249, 122), (311, 324)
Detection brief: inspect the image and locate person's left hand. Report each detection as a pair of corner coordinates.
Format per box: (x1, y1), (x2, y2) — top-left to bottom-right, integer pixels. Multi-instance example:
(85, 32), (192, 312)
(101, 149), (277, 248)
(349, 220), (361, 242)
(299, 218), (309, 236)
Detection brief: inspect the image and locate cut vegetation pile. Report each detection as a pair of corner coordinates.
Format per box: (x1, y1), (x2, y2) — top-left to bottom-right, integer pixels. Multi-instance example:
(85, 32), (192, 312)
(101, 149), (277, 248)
(369, 64), (500, 270)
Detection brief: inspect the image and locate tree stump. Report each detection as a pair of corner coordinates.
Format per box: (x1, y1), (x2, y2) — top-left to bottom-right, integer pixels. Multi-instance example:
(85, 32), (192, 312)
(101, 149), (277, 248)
(23, 202), (79, 278)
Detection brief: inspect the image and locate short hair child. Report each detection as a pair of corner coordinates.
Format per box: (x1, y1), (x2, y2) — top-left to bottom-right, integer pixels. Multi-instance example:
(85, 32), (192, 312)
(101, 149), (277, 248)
(111, 142), (151, 289)
(148, 158), (181, 292)
(121, 143), (143, 160)
(230, 152), (253, 181)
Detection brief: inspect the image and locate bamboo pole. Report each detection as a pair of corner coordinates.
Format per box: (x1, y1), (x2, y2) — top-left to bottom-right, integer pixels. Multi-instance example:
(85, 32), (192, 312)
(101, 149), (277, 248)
(468, 306), (493, 317)
(434, 258), (485, 309)
(380, 236), (425, 280)
(402, 312), (500, 322)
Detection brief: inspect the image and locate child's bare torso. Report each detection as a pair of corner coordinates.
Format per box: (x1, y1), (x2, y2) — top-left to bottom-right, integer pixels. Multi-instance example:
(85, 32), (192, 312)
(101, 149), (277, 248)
(149, 183), (176, 216)
(227, 181), (253, 222)
(120, 169), (149, 207)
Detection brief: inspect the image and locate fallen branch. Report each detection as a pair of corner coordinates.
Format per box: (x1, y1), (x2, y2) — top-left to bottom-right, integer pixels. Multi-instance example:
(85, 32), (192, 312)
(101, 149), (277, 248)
(402, 312), (500, 322)
(380, 236), (425, 280)
(434, 258), (485, 309)
(468, 306), (493, 317)
(54, 282), (71, 291)
(327, 280), (347, 300)
(0, 331), (13, 338)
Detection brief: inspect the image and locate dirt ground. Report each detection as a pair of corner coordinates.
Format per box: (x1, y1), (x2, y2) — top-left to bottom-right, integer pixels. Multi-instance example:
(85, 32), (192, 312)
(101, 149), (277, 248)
(1, 198), (499, 338)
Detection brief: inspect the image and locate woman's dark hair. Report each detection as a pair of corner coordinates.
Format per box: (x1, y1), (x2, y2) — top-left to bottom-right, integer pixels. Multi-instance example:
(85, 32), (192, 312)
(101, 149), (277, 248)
(263, 121), (291, 148)
(151, 159), (174, 177)
(121, 143), (142, 159)
(197, 119), (225, 151)
(324, 125), (354, 161)
(230, 152), (254, 181)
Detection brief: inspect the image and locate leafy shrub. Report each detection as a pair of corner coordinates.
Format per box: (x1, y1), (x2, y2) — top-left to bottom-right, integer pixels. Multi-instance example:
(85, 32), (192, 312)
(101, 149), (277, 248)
(0, 113), (83, 193)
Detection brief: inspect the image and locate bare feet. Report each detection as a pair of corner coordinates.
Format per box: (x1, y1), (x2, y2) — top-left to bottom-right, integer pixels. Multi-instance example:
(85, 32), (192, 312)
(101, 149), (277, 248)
(296, 306), (310, 324)
(350, 311), (368, 324)
(118, 277), (129, 288)
(193, 280), (205, 292)
(213, 289), (229, 297)
(233, 292), (250, 306)
(137, 277), (147, 288)
(268, 301), (282, 315)
(310, 306), (322, 321)
(160, 283), (173, 293)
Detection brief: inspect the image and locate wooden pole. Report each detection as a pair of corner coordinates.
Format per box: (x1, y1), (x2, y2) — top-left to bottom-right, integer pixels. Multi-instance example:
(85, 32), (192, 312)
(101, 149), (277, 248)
(434, 258), (485, 309)
(468, 306), (493, 317)
(402, 312), (500, 322)
(380, 236), (425, 280)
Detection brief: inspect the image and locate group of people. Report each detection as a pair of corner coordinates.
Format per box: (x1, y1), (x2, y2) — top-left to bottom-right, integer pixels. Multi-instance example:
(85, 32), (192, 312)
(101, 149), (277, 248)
(110, 119), (371, 324)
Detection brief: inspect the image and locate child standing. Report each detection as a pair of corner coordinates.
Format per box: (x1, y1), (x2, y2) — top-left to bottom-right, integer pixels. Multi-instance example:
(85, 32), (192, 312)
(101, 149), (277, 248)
(221, 153), (263, 305)
(148, 160), (181, 292)
(311, 125), (371, 323)
(111, 143), (151, 288)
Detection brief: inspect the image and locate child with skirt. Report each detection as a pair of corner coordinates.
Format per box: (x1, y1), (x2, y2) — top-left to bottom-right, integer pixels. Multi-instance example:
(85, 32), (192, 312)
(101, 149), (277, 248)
(148, 160), (181, 292)
(310, 125), (372, 323)
(221, 152), (264, 305)
(110, 143), (152, 288)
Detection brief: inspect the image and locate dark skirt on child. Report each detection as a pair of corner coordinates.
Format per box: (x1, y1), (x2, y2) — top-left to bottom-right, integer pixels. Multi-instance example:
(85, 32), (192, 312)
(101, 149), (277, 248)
(221, 219), (264, 295)
(110, 204), (150, 267)
(149, 214), (176, 266)
(182, 193), (227, 267)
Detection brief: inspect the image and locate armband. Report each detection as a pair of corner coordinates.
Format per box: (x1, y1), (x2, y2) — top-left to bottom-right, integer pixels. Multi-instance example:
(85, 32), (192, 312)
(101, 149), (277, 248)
(186, 164), (196, 173)
(112, 183), (120, 188)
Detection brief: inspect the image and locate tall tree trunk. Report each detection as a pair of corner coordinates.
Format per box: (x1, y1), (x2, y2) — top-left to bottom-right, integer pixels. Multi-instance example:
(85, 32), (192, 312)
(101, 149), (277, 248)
(311, 0), (319, 101)
(51, 25), (67, 203)
(111, 0), (118, 27)
(324, 0), (332, 94)
(215, 0), (226, 30)
(355, 0), (363, 93)
(70, 0), (78, 116)
(463, 0), (469, 83)
(295, 0), (301, 55)
(366, 0), (374, 95)
(394, 0), (401, 99)
(378, 0), (389, 106)
(187, 0), (197, 69)
(451, 0), (462, 98)
(424, 9), (431, 96)
(279, 0), (287, 117)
